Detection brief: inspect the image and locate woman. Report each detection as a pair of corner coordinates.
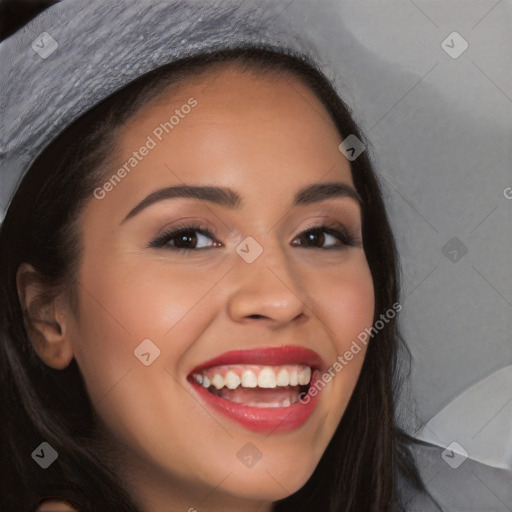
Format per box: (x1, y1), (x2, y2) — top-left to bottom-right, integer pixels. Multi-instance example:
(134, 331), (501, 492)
(0, 1), (441, 511)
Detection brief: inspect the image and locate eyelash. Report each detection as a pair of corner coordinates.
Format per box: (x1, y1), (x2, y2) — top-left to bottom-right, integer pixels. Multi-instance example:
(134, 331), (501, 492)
(149, 221), (360, 253)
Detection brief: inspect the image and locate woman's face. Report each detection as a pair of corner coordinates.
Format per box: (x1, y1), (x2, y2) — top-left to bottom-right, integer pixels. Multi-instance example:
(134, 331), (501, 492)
(63, 64), (375, 511)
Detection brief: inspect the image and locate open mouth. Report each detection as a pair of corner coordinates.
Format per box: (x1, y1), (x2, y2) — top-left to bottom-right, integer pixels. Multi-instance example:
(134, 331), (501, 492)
(190, 364), (313, 408)
(187, 346), (324, 433)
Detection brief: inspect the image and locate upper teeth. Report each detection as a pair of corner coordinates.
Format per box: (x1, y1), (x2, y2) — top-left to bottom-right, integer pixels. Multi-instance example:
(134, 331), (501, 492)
(193, 364), (312, 390)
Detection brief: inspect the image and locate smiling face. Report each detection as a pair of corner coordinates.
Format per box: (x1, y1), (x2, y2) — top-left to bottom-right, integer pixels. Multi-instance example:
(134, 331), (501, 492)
(55, 63), (375, 511)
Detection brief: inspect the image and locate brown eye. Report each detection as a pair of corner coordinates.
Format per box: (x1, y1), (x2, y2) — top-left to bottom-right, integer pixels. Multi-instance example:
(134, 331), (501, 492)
(292, 225), (358, 249)
(149, 225), (219, 251)
(172, 230), (201, 249)
(303, 229), (327, 247)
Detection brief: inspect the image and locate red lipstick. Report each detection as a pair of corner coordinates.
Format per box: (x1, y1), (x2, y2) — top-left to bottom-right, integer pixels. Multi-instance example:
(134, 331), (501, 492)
(187, 345), (324, 434)
(189, 345), (324, 373)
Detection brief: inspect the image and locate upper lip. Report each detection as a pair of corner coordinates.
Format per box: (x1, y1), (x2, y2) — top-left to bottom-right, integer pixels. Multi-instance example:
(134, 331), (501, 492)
(188, 345), (325, 376)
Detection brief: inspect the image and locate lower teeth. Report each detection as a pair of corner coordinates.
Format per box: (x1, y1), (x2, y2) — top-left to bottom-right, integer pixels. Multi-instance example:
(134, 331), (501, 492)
(236, 397), (296, 408)
(208, 386), (307, 407)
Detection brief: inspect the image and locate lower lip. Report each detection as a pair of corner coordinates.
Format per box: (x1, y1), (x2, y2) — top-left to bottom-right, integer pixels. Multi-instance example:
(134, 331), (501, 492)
(189, 373), (321, 434)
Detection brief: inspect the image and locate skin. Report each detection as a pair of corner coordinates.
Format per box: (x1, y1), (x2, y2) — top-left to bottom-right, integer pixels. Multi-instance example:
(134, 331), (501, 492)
(20, 63), (375, 512)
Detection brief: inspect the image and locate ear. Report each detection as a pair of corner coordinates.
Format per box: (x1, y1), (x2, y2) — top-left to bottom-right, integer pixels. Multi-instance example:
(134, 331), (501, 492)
(16, 263), (74, 370)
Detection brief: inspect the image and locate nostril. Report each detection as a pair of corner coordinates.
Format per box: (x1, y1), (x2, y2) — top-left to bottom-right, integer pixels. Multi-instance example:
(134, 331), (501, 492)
(248, 314), (264, 319)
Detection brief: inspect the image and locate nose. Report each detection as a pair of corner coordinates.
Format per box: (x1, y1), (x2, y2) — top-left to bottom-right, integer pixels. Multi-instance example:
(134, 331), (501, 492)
(226, 241), (308, 326)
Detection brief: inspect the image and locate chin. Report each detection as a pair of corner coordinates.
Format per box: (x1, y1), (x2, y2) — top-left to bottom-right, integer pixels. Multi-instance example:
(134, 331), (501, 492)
(223, 454), (318, 502)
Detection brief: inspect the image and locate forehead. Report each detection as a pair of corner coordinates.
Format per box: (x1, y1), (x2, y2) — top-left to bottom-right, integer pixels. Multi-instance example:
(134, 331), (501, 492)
(89, 62), (354, 224)
(125, 63), (337, 133)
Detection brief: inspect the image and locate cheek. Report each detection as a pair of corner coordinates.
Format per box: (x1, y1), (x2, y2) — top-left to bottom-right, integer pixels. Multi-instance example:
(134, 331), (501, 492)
(74, 251), (216, 350)
(69, 258), (217, 469)
(311, 257), (375, 346)
(69, 253), (223, 413)
(305, 258), (374, 430)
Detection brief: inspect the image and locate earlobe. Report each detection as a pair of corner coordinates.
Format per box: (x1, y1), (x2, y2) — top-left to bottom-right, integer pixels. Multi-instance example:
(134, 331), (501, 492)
(16, 263), (74, 370)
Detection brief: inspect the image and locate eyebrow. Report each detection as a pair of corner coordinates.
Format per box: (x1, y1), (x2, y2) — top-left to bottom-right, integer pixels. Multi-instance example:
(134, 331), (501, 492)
(121, 181), (362, 223)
